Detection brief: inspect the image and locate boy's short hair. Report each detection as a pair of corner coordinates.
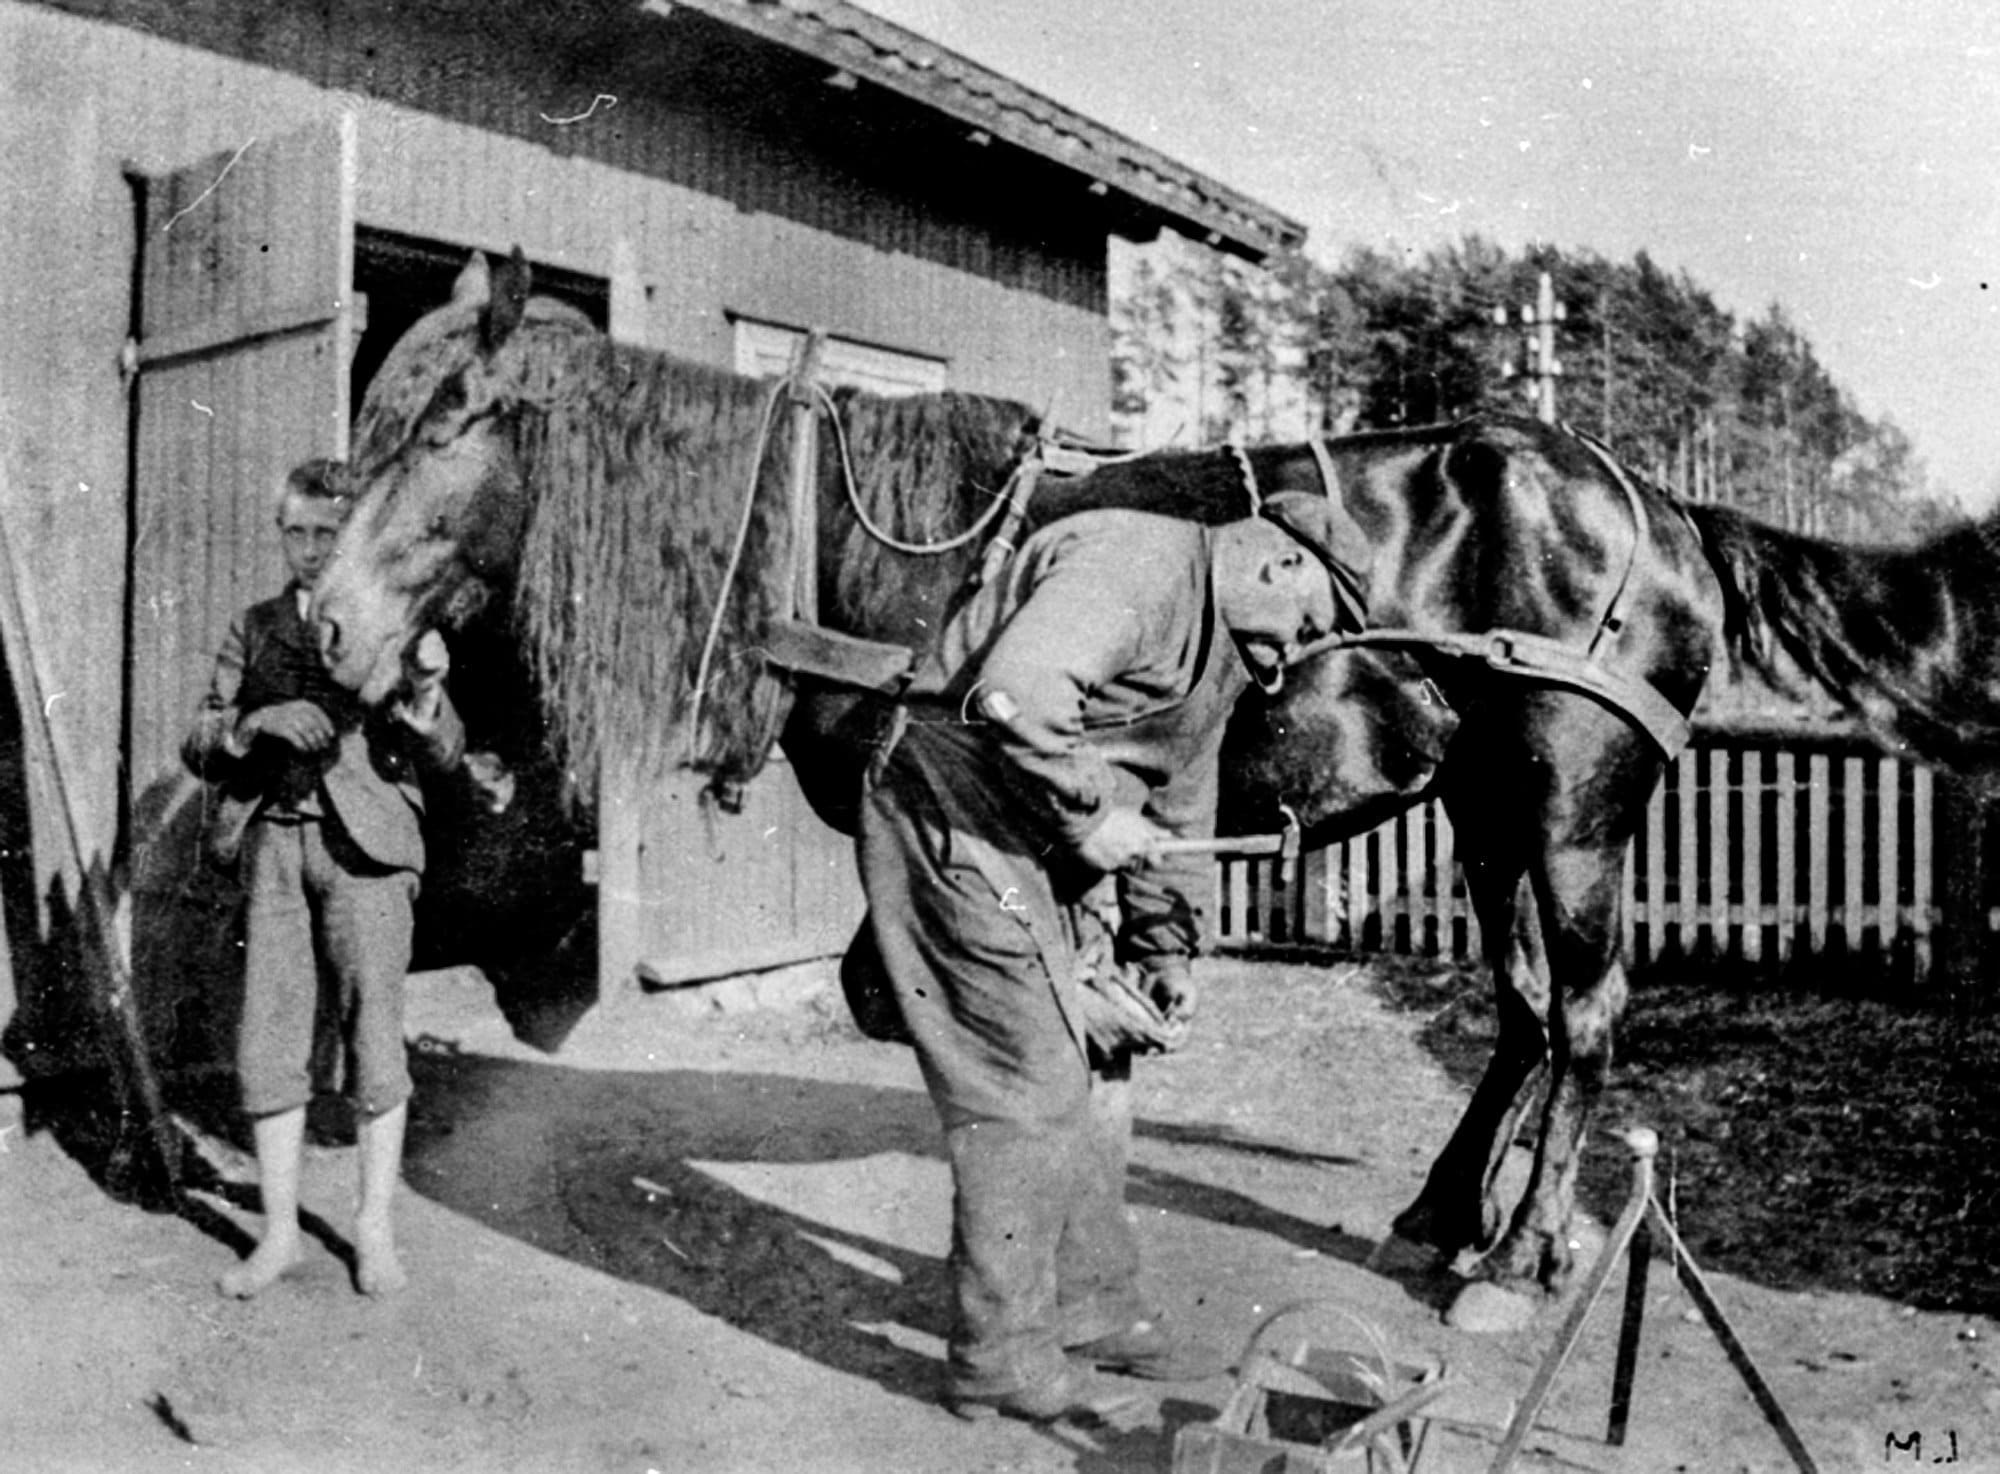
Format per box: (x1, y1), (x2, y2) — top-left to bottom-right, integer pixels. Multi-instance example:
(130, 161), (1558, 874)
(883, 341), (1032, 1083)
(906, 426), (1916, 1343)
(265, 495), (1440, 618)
(282, 457), (352, 510)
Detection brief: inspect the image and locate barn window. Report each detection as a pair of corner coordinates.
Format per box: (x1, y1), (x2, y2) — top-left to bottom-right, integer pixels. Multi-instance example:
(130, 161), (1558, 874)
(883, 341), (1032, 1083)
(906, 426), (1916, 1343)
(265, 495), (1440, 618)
(730, 315), (947, 398)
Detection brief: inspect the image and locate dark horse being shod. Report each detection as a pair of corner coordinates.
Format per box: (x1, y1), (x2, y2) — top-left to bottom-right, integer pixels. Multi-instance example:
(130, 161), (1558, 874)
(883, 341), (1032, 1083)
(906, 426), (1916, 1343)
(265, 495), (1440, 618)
(312, 251), (2000, 1327)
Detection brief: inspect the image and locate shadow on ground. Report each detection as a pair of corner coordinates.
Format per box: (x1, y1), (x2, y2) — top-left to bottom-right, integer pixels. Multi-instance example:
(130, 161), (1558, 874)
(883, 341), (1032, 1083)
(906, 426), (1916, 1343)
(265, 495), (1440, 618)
(395, 1036), (1388, 1413)
(1374, 951), (2000, 1316)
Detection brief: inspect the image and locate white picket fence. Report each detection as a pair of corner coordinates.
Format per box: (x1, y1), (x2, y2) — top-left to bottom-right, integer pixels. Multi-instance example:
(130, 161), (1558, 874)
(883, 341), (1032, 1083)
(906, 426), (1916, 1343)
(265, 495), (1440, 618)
(1216, 730), (1964, 981)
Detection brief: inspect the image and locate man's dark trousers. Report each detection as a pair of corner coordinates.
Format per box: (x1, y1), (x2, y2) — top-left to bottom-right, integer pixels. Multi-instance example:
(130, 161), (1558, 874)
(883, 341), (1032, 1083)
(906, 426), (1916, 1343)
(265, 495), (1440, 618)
(859, 721), (1142, 1400)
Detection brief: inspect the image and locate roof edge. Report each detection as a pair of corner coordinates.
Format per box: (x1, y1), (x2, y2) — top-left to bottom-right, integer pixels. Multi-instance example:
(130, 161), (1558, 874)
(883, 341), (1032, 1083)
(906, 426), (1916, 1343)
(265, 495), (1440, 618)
(648, 0), (1307, 261)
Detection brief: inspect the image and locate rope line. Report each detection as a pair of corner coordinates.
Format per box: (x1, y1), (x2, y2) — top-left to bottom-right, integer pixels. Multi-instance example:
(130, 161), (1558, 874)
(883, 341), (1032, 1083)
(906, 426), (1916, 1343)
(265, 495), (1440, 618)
(688, 377), (790, 762)
(687, 373), (1027, 757)
(814, 384), (1017, 556)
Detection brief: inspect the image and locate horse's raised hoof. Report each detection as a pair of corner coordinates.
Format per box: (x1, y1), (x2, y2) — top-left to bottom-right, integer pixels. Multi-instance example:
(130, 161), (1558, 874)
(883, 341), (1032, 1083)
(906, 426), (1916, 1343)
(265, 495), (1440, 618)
(1445, 1280), (1541, 1334)
(1365, 1232), (1447, 1278)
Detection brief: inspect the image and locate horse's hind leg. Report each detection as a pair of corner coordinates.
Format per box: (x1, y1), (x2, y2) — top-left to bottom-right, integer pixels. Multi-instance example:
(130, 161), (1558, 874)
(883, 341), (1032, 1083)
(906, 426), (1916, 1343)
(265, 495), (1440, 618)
(1386, 849), (1550, 1263)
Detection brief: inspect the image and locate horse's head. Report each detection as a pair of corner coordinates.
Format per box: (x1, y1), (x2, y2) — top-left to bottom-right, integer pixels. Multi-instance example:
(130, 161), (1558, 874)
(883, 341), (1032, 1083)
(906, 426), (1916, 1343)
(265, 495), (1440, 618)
(1220, 645), (1460, 843)
(314, 249), (555, 704)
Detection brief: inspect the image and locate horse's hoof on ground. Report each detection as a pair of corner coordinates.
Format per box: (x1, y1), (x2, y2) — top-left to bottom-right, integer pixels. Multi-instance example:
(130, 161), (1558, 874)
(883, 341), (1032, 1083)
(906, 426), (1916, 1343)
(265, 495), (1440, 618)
(1445, 1281), (1540, 1334)
(1365, 1233), (1445, 1278)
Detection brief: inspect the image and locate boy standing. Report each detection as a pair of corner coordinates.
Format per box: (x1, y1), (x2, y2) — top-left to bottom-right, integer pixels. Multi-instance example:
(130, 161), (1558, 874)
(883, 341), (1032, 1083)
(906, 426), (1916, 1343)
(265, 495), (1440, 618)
(184, 459), (463, 1297)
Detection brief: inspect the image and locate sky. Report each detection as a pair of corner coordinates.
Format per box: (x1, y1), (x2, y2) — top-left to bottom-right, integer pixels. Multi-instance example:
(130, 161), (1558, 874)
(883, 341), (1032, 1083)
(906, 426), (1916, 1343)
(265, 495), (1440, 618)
(854, 0), (2000, 511)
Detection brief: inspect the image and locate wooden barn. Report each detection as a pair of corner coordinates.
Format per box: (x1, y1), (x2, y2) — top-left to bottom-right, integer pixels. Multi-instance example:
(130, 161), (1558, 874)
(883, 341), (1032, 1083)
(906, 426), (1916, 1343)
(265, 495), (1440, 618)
(0, 0), (1303, 1089)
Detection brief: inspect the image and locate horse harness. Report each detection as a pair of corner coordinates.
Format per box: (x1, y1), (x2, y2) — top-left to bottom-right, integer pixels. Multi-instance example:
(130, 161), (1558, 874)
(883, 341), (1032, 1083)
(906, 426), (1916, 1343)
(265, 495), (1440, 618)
(764, 417), (1693, 762)
(1249, 427), (1694, 761)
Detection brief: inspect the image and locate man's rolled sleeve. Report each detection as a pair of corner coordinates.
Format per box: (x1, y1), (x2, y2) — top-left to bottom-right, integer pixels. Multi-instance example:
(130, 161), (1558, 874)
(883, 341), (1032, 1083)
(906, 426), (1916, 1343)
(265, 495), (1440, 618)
(1117, 747), (1221, 969)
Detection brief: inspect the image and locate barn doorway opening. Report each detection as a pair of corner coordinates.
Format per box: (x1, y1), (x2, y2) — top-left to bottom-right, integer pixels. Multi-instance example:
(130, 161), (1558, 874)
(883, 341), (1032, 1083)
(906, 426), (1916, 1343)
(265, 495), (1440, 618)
(350, 227), (608, 409)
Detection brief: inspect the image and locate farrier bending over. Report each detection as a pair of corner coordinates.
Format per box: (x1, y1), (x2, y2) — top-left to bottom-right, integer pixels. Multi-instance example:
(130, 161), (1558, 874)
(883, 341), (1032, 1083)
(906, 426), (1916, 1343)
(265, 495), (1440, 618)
(857, 496), (1343, 1420)
(184, 458), (464, 1299)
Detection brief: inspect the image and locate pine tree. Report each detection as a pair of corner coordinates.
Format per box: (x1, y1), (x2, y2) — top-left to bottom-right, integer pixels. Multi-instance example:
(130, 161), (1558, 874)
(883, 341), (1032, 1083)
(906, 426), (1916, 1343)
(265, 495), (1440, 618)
(1106, 232), (1950, 537)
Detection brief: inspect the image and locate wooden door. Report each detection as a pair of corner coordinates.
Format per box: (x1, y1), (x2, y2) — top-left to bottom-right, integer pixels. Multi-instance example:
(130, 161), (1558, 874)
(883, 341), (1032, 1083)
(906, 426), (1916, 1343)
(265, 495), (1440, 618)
(127, 115), (356, 806)
(124, 117), (355, 1080)
(594, 275), (866, 998)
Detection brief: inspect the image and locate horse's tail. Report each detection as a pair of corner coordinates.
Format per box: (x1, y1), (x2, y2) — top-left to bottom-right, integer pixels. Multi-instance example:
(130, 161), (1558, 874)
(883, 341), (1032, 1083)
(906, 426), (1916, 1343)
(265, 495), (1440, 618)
(1682, 501), (1993, 762)
(1681, 502), (1807, 688)
(1684, 499), (1913, 708)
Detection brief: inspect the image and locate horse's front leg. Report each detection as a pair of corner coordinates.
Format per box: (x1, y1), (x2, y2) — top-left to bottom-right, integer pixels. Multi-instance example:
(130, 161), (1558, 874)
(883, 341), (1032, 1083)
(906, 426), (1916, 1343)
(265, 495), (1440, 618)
(1467, 892), (1556, 1251)
(1438, 699), (1658, 1333)
(1384, 854), (1549, 1265)
(1470, 840), (1630, 1308)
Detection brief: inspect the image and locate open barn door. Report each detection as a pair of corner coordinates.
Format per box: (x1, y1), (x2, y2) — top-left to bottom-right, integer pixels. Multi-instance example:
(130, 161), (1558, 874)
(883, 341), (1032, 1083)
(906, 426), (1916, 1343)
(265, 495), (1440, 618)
(127, 114), (356, 808)
(123, 116), (355, 1089)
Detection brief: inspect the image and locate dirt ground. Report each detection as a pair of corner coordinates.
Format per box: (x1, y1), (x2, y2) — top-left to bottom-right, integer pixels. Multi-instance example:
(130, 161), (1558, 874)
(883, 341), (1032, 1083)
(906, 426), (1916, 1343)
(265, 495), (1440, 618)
(4, 955), (1998, 1474)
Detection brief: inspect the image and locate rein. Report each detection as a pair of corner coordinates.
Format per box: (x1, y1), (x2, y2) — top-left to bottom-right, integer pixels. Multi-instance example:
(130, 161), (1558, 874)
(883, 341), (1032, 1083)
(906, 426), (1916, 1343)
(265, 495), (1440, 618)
(700, 372), (1036, 746)
(693, 365), (1021, 764)
(817, 384), (1022, 557)
(706, 374), (1066, 732)
(690, 375), (793, 762)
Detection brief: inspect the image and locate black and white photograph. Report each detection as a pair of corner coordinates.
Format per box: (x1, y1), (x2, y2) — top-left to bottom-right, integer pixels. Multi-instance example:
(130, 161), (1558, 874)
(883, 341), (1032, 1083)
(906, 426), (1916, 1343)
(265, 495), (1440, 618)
(1, 2), (1996, 1469)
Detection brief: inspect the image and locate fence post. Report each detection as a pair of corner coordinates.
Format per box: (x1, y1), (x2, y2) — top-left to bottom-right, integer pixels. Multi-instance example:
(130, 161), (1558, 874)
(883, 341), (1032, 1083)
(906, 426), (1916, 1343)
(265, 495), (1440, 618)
(1773, 750), (1797, 966)
(1741, 748), (1763, 964)
(1842, 755), (1866, 954)
(1933, 773), (1988, 1009)
(1912, 767), (1935, 980)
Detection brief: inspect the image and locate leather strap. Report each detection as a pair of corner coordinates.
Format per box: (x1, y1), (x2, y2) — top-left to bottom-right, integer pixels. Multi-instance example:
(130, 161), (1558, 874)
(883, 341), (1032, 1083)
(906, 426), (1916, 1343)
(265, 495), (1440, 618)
(1304, 437), (1371, 633)
(974, 453), (1046, 587)
(1564, 424), (1652, 660)
(1282, 428), (1694, 760)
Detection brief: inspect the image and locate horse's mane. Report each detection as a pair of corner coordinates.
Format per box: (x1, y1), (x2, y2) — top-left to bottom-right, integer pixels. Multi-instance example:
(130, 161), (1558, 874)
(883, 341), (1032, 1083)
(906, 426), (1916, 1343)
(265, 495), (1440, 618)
(350, 300), (1038, 785)
(820, 383), (1041, 637)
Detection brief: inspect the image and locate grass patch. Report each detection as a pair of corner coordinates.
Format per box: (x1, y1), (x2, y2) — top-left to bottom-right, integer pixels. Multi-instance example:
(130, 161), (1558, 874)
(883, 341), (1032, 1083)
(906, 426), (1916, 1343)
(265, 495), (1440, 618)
(1372, 955), (2000, 1314)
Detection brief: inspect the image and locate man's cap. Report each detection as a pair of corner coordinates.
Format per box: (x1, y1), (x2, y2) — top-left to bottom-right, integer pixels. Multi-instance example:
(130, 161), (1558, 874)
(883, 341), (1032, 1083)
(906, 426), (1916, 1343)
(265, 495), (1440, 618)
(1257, 490), (1372, 629)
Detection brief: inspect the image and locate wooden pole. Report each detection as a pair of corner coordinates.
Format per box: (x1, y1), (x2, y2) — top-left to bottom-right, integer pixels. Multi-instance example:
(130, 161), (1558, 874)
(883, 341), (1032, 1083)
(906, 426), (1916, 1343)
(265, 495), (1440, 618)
(1648, 1203), (1823, 1472)
(1532, 271), (1563, 425)
(785, 329), (827, 623)
(1487, 1125), (1824, 1474)
(1487, 1128), (1656, 1474)
(1493, 271), (1567, 424)
(0, 510), (178, 1199)
(1934, 771), (1986, 1011)
(1606, 1216), (1653, 1444)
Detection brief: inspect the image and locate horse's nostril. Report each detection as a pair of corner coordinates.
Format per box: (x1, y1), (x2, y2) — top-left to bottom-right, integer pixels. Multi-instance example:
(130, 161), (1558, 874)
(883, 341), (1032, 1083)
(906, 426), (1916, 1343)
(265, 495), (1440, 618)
(317, 614), (341, 662)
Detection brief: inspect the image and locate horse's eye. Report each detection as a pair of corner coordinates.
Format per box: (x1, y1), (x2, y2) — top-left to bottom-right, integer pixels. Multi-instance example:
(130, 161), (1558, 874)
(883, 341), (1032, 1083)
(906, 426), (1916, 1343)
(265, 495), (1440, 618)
(415, 378), (473, 446)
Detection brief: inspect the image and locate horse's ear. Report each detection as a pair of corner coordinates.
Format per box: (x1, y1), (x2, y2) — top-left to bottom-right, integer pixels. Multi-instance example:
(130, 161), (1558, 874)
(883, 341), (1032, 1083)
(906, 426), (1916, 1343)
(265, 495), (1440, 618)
(451, 251), (491, 309)
(481, 246), (532, 353)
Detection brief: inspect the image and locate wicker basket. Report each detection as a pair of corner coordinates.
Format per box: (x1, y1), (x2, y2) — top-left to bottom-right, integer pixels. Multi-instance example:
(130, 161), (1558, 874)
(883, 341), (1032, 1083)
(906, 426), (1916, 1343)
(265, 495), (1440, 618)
(1171, 1303), (1450, 1474)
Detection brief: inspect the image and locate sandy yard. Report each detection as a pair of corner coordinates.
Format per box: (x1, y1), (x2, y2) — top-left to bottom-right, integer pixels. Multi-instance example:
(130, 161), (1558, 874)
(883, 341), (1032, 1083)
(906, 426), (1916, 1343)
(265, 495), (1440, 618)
(3, 955), (1996, 1473)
